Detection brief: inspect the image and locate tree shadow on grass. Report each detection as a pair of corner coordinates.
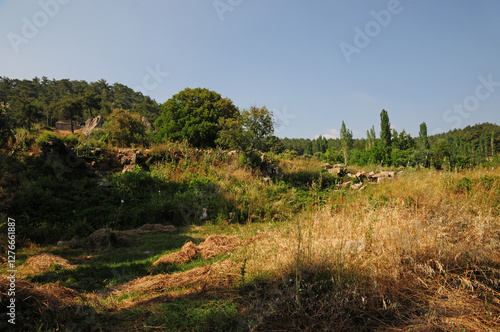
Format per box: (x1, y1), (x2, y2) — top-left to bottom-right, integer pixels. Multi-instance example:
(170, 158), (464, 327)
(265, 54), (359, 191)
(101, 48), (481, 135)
(27, 232), (205, 293)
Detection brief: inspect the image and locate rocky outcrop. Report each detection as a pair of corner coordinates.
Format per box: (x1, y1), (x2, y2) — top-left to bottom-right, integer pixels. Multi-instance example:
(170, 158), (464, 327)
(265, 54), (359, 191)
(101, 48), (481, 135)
(142, 117), (153, 131)
(82, 116), (103, 136)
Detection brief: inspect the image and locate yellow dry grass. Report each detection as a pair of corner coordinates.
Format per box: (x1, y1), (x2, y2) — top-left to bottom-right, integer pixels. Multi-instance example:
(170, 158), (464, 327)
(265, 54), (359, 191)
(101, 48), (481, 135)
(117, 259), (238, 295)
(239, 168), (500, 330)
(25, 253), (77, 274)
(152, 235), (240, 267)
(0, 278), (80, 313)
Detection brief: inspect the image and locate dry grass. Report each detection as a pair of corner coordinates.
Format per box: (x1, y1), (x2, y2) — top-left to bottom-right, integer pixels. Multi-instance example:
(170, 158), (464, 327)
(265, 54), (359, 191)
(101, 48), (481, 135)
(152, 235), (240, 267)
(0, 278), (81, 325)
(239, 168), (500, 330)
(117, 259), (238, 295)
(25, 253), (77, 274)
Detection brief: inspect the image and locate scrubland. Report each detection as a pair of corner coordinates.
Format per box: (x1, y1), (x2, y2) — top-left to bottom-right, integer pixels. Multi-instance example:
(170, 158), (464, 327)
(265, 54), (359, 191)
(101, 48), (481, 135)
(1, 141), (500, 331)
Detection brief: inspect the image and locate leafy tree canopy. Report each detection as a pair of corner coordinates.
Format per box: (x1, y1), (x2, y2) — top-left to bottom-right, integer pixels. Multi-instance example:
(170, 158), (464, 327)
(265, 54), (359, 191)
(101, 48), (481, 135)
(154, 87), (239, 148)
(105, 109), (146, 147)
(0, 76), (160, 129)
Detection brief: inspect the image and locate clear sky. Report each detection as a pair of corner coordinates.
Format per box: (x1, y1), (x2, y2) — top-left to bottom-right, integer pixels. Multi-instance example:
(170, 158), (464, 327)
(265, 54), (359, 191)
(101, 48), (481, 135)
(1, 0), (499, 139)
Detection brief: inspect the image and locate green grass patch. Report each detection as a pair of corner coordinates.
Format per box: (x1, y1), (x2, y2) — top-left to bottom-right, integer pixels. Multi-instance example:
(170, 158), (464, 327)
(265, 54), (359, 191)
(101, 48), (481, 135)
(144, 299), (239, 332)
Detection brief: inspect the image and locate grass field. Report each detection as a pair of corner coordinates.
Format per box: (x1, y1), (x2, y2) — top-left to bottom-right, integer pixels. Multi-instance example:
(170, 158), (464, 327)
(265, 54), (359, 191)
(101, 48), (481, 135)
(1, 146), (500, 331)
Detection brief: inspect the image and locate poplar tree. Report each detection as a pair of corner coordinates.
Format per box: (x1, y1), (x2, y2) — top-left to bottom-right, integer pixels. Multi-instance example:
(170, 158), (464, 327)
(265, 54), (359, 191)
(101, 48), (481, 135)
(340, 121), (353, 165)
(380, 109), (391, 148)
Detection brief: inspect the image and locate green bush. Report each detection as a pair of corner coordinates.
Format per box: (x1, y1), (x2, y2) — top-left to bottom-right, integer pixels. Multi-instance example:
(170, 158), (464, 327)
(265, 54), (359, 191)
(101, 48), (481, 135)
(12, 128), (34, 152)
(36, 131), (63, 147)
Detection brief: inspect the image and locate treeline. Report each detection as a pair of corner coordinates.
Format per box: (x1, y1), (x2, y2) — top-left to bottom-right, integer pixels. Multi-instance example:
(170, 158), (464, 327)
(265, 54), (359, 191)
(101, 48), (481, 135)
(282, 113), (500, 169)
(1, 78), (498, 169)
(0, 76), (160, 130)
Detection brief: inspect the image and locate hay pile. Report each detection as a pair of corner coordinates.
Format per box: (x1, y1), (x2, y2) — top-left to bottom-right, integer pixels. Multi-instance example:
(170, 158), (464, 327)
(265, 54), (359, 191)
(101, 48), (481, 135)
(0, 278), (80, 318)
(152, 235), (239, 267)
(118, 259), (237, 294)
(26, 253), (76, 273)
(87, 228), (115, 250)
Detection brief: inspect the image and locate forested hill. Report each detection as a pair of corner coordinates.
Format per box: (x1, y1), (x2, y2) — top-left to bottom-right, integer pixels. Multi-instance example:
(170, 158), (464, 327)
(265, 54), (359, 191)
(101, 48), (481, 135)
(0, 76), (160, 130)
(430, 122), (500, 147)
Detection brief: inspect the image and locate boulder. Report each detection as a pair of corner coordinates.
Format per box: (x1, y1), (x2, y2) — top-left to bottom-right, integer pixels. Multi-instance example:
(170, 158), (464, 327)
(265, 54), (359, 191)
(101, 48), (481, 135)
(82, 116), (103, 136)
(142, 117), (153, 131)
(328, 167), (346, 177)
(350, 183), (363, 190)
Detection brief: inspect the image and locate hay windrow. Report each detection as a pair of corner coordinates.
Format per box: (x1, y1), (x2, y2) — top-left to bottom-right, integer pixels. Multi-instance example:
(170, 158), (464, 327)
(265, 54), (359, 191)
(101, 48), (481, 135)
(25, 253), (76, 273)
(118, 259), (238, 295)
(0, 278), (80, 308)
(152, 235), (239, 267)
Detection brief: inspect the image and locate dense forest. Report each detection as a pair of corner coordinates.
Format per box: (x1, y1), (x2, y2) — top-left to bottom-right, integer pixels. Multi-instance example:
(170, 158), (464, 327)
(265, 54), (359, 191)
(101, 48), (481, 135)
(0, 76), (160, 130)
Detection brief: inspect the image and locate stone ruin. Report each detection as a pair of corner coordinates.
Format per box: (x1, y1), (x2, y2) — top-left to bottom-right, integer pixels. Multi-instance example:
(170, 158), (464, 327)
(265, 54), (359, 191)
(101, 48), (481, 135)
(55, 120), (81, 131)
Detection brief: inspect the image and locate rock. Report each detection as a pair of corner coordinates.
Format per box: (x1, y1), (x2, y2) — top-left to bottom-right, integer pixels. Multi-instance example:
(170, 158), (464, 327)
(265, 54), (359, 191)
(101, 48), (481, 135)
(82, 116), (103, 136)
(142, 117), (152, 131)
(122, 165), (135, 173)
(97, 178), (110, 187)
(199, 208), (209, 221)
(329, 167), (346, 177)
(356, 172), (369, 181)
(350, 183), (363, 190)
(322, 163), (333, 169)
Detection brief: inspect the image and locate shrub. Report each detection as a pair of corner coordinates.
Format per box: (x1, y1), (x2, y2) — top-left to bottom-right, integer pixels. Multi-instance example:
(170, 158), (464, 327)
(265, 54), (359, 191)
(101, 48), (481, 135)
(104, 109), (146, 147)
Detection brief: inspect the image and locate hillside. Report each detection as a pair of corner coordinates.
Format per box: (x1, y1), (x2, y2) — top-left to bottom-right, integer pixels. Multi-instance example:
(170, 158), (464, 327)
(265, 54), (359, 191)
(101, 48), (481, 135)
(0, 128), (500, 330)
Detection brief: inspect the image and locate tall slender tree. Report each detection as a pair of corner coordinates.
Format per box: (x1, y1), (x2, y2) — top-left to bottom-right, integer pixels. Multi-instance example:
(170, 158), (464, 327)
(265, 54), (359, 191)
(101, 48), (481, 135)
(380, 109), (391, 148)
(418, 122), (430, 150)
(340, 121), (353, 165)
(491, 131), (496, 156)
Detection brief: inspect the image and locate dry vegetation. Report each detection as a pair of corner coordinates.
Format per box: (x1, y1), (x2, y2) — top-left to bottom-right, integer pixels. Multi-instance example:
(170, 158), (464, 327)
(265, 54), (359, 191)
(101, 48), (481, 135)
(238, 167), (500, 331)
(1, 149), (500, 330)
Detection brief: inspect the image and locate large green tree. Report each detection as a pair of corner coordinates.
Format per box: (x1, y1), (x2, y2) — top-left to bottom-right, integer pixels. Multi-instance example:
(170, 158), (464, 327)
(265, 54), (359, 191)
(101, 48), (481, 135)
(216, 106), (274, 154)
(53, 95), (84, 133)
(154, 88), (239, 148)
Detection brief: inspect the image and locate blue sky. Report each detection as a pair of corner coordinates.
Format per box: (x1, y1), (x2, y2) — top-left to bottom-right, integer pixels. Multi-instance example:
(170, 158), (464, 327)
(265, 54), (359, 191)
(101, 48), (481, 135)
(1, 0), (499, 139)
